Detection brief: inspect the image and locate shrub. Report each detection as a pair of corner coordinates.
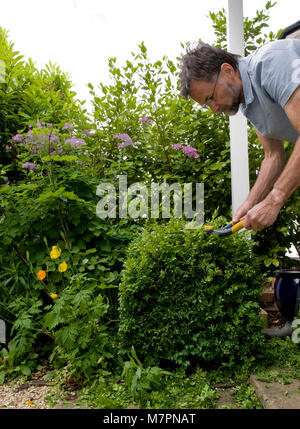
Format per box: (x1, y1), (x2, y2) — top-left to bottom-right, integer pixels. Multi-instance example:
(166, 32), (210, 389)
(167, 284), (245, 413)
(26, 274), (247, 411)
(118, 218), (265, 369)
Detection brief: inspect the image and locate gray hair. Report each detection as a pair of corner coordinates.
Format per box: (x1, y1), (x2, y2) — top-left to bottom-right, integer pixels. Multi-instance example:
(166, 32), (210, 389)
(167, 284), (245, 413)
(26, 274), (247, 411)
(179, 42), (240, 98)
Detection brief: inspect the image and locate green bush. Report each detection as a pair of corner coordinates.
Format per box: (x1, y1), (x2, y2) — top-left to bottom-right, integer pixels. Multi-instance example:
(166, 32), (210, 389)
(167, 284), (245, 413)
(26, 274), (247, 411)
(118, 218), (265, 369)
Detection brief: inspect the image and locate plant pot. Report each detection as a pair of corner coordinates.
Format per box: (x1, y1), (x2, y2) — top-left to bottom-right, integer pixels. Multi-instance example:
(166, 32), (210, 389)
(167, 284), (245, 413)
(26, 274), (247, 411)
(274, 269), (300, 321)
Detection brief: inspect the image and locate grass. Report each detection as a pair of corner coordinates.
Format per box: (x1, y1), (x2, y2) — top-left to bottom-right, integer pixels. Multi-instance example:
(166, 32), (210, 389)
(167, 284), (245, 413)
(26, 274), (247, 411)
(40, 336), (300, 409)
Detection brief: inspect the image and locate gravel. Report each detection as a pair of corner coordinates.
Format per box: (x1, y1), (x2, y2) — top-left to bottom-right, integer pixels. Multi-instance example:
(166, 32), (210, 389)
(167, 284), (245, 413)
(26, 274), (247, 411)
(0, 370), (55, 409)
(0, 367), (88, 409)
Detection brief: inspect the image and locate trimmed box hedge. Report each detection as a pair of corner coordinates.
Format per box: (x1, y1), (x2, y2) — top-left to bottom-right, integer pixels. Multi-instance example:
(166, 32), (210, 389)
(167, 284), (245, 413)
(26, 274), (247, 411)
(118, 218), (265, 369)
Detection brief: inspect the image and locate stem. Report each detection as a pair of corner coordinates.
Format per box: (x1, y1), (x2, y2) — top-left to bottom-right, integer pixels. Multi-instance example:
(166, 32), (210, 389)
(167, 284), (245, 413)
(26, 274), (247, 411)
(60, 272), (66, 287)
(0, 302), (17, 319)
(36, 328), (55, 340)
(56, 205), (71, 250)
(12, 246), (30, 267)
(0, 315), (13, 324)
(155, 120), (173, 174)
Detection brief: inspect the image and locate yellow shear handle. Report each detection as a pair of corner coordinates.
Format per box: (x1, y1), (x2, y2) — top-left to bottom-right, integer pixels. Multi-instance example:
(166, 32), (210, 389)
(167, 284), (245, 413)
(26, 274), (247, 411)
(231, 220), (244, 233)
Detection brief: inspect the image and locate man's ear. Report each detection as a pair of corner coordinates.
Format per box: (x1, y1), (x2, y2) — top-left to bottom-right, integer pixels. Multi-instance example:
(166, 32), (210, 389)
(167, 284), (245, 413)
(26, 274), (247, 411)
(220, 62), (235, 76)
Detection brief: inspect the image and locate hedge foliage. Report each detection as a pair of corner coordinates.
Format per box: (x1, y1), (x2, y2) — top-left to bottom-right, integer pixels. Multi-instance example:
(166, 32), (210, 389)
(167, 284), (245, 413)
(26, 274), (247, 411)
(119, 218), (265, 369)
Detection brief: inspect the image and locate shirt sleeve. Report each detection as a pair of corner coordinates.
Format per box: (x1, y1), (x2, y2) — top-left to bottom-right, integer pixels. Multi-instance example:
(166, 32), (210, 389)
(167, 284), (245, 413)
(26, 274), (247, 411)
(259, 40), (300, 108)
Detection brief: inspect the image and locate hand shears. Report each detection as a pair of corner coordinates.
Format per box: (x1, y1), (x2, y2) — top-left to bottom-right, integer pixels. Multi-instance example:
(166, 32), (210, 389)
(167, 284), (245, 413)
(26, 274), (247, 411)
(203, 220), (244, 237)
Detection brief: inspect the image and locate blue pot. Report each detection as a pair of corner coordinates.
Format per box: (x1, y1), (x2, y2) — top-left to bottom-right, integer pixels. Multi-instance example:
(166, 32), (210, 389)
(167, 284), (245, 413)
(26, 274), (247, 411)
(274, 269), (300, 321)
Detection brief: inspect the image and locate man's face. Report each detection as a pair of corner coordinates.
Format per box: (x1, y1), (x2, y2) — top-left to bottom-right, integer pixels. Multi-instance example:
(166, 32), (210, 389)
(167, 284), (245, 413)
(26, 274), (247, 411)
(189, 65), (244, 116)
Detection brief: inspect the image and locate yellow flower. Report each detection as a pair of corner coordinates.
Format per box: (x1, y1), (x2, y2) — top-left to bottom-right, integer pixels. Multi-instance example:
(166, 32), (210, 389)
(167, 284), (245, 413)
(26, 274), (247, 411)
(58, 261), (68, 272)
(50, 246), (62, 259)
(50, 293), (59, 300)
(37, 270), (46, 280)
(26, 400), (33, 406)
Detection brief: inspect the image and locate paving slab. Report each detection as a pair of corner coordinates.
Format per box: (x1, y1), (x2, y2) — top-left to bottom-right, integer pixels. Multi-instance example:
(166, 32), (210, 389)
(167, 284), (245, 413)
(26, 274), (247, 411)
(250, 374), (300, 409)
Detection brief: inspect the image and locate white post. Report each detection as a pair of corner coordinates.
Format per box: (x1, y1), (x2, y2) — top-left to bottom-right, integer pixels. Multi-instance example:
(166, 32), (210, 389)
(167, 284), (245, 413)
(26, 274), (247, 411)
(227, 0), (249, 217)
(0, 319), (5, 343)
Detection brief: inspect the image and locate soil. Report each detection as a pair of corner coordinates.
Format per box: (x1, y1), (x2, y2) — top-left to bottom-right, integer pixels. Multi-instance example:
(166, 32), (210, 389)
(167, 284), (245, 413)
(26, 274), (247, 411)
(261, 302), (287, 329)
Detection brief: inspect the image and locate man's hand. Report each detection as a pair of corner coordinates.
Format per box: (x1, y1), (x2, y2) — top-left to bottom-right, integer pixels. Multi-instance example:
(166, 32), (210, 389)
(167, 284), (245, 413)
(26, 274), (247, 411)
(232, 200), (254, 224)
(241, 189), (284, 230)
(232, 131), (285, 228)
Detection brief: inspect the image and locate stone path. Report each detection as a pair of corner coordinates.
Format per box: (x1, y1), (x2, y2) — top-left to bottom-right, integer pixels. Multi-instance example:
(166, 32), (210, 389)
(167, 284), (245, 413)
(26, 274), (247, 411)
(250, 374), (300, 409)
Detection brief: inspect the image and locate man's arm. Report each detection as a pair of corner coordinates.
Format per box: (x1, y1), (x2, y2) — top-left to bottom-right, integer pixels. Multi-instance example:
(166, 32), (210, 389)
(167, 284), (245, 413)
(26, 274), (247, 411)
(272, 86), (300, 202)
(233, 130), (286, 223)
(241, 86), (300, 230)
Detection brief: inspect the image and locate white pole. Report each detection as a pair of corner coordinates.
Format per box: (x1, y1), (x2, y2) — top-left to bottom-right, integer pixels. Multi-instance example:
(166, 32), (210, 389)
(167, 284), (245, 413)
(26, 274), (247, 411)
(227, 0), (250, 217)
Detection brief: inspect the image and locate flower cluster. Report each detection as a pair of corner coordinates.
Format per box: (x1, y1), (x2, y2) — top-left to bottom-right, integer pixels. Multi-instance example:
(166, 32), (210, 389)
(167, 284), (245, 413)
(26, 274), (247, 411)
(22, 162), (37, 170)
(61, 122), (74, 130)
(172, 143), (200, 158)
(140, 116), (153, 127)
(82, 129), (92, 135)
(65, 137), (85, 148)
(7, 121), (88, 165)
(36, 121), (53, 128)
(10, 128), (62, 157)
(172, 143), (182, 150)
(36, 245), (68, 299)
(113, 133), (136, 149)
(11, 133), (24, 142)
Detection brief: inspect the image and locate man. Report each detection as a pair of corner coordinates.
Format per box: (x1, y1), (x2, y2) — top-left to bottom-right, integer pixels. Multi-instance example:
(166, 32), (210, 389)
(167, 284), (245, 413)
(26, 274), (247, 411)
(179, 39), (300, 231)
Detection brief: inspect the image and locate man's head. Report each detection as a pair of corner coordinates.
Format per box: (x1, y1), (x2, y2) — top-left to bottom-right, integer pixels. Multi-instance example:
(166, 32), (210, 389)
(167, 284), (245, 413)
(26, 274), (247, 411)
(179, 42), (244, 115)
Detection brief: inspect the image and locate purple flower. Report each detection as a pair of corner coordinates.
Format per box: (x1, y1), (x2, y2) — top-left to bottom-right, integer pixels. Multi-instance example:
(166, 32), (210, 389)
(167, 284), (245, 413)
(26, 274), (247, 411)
(65, 137), (85, 148)
(172, 143), (199, 158)
(82, 129), (92, 135)
(11, 134), (23, 142)
(22, 162), (37, 170)
(62, 122), (74, 130)
(50, 148), (64, 155)
(5, 145), (12, 151)
(117, 142), (129, 149)
(36, 121), (45, 127)
(172, 143), (182, 150)
(48, 133), (59, 142)
(113, 133), (136, 149)
(29, 143), (42, 154)
(182, 145), (200, 158)
(140, 116), (153, 126)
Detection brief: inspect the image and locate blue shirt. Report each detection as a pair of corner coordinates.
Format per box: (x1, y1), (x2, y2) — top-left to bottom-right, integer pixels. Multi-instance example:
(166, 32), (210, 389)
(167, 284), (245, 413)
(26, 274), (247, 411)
(238, 39), (300, 143)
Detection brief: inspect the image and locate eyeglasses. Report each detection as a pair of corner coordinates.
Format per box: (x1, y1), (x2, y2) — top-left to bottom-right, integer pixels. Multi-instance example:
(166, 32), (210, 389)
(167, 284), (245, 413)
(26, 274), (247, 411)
(204, 69), (220, 108)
